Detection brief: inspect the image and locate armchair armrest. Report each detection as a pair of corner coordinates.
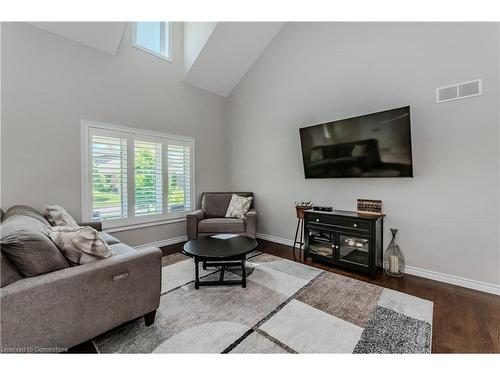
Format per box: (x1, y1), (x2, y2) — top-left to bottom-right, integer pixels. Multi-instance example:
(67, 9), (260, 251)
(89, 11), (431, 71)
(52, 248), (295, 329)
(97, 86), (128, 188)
(245, 209), (257, 239)
(186, 209), (205, 240)
(78, 221), (102, 231)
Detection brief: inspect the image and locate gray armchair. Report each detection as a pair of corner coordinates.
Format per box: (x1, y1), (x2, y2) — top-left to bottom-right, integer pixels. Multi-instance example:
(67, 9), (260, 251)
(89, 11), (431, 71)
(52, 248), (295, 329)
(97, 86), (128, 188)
(187, 192), (256, 240)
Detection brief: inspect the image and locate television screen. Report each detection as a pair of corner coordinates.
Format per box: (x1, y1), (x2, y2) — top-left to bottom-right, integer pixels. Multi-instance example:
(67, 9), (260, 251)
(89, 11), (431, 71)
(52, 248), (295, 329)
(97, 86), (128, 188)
(299, 106), (413, 178)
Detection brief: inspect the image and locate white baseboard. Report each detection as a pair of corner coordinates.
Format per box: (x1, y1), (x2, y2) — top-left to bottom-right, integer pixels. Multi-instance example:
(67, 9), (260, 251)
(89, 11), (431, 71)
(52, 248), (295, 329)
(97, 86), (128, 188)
(256, 232), (500, 296)
(135, 235), (187, 250)
(404, 265), (500, 296)
(257, 233), (294, 247)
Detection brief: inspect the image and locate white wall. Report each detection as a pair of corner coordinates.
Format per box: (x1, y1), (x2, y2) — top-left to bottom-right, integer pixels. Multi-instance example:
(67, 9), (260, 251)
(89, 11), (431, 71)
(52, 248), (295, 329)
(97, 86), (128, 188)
(1, 22), (229, 246)
(227, 22), (500, 288)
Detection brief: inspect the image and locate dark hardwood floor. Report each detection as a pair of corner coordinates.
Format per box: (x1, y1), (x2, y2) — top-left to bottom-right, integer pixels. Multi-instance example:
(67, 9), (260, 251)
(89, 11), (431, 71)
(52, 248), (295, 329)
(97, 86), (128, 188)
(70, 238), (500, 353)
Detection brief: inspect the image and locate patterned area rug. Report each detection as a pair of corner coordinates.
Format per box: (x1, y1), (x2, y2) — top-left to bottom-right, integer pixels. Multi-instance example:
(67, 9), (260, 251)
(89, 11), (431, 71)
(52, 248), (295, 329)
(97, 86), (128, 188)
(93, 252), (433, 353)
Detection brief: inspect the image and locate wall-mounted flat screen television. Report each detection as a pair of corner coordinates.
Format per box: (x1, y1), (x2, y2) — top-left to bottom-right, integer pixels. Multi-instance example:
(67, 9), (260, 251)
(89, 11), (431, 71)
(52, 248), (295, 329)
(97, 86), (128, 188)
(299, 106), (413, 178)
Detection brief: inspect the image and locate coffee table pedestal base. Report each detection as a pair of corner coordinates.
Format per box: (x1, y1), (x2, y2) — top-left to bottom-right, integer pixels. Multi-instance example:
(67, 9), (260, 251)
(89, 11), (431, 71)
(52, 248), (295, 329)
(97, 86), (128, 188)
(194, 257), (246, 289)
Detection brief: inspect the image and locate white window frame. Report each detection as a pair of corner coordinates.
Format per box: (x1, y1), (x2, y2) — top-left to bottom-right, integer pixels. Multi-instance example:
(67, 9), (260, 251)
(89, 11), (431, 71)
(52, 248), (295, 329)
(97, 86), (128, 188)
(132, 22), (172, 63)
(81, 120), (195, 232)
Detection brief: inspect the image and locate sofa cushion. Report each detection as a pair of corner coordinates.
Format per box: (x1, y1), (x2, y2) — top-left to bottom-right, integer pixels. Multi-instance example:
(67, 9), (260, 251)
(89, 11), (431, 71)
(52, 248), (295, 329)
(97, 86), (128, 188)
(100, 232), (121, 245)
(201, 192), (254, 218)
(43, 205), (78, 227)
(0, 215), (70, 277)
(109, 242), (137, 256)
(48, 226), (113, 265)
(2, 205), (51, 226)
(0, 252), (23, 287)
(198, 218), (246, 233)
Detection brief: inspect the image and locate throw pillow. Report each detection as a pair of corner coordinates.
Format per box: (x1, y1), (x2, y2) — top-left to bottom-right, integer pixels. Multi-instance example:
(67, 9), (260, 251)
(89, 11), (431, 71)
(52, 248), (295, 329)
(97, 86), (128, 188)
(4, 205), (51, 226)
(225, 194), (253, 219)
(43, 205), (78, 227)
(1, 216), (70, 277)
(48, 226), (114, 265)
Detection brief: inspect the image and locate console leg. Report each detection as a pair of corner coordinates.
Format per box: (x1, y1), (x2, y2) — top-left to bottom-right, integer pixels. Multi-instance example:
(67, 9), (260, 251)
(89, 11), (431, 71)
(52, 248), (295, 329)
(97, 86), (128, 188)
(299, 218), (304, 253)
(292, 218), (300, 259)
(144, 310), (156, 327)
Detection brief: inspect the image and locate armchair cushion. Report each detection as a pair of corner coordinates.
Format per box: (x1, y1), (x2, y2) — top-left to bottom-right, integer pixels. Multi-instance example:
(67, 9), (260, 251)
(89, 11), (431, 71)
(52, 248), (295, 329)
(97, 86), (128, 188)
(202, 193), (233, 218)
(198, 218), (245, 233)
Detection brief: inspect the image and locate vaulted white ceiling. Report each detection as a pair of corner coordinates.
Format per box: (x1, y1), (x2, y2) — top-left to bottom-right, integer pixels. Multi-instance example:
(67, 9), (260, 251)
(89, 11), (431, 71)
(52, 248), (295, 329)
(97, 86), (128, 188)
(29, 22), (128, 56)
(183, 22), (285, 97)
(28, 21), (284, 97)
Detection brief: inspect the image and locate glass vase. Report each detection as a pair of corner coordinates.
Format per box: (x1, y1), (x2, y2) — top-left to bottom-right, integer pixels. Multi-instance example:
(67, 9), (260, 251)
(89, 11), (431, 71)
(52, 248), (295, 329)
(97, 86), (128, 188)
(383, 228), (405, 277)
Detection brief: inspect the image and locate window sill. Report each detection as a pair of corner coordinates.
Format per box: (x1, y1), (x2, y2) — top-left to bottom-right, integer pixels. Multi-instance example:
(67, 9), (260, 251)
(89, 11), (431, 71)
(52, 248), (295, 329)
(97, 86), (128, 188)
(103, 217), (186, 233)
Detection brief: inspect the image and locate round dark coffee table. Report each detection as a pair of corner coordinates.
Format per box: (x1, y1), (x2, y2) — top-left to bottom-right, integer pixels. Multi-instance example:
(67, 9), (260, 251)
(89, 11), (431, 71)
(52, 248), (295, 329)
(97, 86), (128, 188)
(183, 235), (258, 289)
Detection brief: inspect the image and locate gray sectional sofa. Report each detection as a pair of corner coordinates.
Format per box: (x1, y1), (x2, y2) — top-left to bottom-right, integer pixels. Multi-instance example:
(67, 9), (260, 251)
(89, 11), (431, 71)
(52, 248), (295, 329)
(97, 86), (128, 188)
(186, 192), (257, 240)
(0, 206), (162, 353)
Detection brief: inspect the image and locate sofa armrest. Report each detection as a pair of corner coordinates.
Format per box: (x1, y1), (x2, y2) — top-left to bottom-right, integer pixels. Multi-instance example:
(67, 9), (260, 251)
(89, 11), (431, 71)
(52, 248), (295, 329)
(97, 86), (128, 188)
(0, 247), (162, 352)
(245, 209), (257, 239)
(186, 209), (205, 240)
(78, 221), (102, 231)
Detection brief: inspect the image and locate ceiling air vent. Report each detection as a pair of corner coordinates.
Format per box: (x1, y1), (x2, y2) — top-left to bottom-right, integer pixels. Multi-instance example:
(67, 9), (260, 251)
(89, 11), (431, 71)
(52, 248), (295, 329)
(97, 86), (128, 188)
(436, 79), (482, 103)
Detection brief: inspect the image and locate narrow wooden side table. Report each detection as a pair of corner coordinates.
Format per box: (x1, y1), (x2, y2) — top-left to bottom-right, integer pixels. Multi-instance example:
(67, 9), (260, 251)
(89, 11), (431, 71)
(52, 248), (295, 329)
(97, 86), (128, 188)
(293, 205), (312, 259)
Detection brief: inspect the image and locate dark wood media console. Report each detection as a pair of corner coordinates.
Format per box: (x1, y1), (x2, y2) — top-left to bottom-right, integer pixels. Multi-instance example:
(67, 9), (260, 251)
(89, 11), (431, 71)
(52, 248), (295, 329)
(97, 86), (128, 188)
(303, 209), (384, 275)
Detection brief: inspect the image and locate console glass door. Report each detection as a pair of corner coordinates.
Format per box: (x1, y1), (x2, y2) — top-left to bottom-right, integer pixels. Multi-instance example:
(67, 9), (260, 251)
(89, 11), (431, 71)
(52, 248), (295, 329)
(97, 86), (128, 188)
(337, 234), (370, 267)
(307, 227), (334, 258)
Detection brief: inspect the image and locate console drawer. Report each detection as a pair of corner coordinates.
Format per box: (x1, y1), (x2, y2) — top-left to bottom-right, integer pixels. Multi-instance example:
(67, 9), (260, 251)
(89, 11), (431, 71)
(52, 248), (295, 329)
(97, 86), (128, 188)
(306, 213), (371, 232)
(333, 217), (371, 232)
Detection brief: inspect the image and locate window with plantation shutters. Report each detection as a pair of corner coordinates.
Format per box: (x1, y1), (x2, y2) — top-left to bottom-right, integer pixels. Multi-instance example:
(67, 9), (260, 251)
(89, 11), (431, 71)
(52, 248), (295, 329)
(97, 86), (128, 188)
(82, 121), (194, 230)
